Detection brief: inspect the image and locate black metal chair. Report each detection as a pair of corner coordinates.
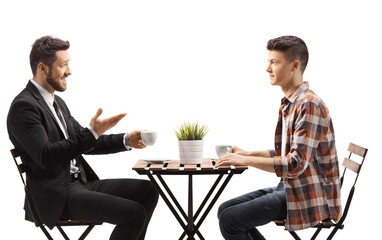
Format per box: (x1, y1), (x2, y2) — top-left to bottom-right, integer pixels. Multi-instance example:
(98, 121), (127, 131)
(274, 142), (368, 240)
(11, 149), (102, 240)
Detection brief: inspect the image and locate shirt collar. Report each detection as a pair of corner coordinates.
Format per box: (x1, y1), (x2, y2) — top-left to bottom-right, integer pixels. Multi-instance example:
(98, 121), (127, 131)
(30, 78), (55, 105)
(281, 81), (309, 105)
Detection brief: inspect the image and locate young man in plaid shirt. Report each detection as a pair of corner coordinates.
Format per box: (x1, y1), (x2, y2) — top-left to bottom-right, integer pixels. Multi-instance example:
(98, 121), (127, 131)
(216, 36), (342, 240)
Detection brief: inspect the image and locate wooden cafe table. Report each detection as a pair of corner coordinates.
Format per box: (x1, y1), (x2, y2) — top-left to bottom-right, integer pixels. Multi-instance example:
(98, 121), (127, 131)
(133, 158), (248, 240)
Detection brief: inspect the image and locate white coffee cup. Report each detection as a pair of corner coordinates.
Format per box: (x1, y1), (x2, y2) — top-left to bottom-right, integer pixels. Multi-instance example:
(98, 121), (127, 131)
(141, 131), (158, 146)
(215, 144), (232, 157)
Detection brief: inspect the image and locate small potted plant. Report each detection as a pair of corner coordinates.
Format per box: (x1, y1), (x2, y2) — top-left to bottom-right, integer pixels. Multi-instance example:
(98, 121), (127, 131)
(174, 121), (209, 164)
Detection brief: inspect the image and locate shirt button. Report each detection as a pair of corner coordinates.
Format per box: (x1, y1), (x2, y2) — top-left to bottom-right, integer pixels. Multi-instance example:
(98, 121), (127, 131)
(62, 182), (68, 186)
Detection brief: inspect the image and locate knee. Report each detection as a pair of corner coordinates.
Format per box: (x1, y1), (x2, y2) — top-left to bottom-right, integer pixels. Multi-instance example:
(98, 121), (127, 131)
(217, 201), (230, 219)
(142, 180), (159, 202)
(120, 202), (147, 229)
(218, 208), (238, 234)
(136, 204), (147, 225)
(132, 204), (147, 226)
(217, 204), (224, 219)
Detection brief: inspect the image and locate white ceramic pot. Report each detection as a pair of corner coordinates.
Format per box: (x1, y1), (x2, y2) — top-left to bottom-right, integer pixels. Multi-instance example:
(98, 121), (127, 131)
(178, 140), (204, 164)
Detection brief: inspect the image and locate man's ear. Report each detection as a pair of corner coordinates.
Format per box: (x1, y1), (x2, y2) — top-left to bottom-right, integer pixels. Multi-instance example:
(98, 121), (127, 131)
(37, 62), (48, 75)
(292, 60), (300, 72)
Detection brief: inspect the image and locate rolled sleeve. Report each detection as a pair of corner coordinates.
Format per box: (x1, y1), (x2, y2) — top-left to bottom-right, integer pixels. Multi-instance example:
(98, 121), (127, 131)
(274, 152), (309, 178)
(273, 156), (289, 177)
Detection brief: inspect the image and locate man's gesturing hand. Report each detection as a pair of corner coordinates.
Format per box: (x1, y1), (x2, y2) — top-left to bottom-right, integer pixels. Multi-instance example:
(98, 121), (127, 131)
(90, 108), (127, 136)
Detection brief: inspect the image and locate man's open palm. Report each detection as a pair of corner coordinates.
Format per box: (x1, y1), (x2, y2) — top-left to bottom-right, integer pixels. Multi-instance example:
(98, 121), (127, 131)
(90, 108), (127, 136)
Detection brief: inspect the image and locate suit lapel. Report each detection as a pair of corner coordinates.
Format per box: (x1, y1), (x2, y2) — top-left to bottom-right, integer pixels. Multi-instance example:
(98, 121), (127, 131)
(26, 81), (55, 119)
(26, 81), (66, 138)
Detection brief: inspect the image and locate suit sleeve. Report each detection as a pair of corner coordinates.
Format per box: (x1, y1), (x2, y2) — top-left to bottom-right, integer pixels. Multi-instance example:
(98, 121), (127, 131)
(69, 114), (127, 155)
(59, 98), (127, 155)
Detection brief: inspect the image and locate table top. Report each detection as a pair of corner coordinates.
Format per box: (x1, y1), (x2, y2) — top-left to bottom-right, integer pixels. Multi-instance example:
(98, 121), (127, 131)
(133, 158), (248, 175)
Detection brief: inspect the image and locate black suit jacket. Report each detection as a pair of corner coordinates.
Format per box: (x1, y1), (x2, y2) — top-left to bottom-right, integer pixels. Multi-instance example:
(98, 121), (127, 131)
(7, 81), (127, 229)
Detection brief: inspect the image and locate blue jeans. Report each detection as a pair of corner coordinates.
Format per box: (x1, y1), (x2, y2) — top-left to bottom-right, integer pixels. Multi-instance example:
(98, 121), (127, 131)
(218, 182), (287, 240)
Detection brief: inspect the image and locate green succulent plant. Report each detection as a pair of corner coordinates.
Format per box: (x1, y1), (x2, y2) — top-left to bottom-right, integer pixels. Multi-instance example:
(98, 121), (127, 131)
(174, 121), (209, 141)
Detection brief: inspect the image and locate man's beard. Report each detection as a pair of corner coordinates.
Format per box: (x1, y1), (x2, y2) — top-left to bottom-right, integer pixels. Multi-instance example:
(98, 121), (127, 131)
(46, 70), (67, 92)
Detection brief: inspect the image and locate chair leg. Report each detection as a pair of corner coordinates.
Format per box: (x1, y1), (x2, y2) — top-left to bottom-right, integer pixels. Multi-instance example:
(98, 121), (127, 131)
(79, 224), (95, 240)
(326, 225), (341, 240)
(289, 231), (302, 240)
(310, 227), (322, 240)
(39, 225), (54, 240)
(57, 226), (70, 240)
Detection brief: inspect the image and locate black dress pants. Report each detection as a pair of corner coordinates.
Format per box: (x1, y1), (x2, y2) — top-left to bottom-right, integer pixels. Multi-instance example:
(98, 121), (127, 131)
(61, 178), (159, 240)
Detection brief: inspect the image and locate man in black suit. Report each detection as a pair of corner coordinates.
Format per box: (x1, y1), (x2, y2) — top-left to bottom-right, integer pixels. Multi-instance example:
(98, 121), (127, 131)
(7, 36), (159, 240)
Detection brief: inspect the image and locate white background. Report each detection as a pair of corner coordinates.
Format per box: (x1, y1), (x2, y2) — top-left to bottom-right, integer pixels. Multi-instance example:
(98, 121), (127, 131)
(0, 0), (380, 239)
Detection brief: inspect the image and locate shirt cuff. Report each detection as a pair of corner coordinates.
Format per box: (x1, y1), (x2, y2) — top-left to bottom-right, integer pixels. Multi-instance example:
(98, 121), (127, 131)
(273, 156), (288, 178)
(123, 133), (132, 151)
(88, 126), (99, 140)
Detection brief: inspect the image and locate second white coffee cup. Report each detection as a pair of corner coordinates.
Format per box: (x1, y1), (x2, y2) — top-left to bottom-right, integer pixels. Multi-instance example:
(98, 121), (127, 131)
(215, 144), (232, 157)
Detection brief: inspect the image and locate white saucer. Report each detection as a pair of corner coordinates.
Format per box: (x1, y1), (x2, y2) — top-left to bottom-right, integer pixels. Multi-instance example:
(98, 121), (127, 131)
(142, 158), (170, 164)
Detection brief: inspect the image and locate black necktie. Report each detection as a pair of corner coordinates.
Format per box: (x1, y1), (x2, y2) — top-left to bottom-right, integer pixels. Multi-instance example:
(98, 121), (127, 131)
(53, 100), (87, 183)
(53, 100), (67, 131)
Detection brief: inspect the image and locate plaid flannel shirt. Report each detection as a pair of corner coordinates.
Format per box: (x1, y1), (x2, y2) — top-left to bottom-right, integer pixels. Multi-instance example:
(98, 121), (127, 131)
(269, 82), (342, 231)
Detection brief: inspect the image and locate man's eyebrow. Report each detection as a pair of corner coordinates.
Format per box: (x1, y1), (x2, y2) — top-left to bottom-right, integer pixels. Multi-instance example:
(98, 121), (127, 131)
(60, 59), (70, 64)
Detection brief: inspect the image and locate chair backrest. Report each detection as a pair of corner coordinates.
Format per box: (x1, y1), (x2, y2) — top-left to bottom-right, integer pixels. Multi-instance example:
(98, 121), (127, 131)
(338, 143), (368, 225)
(11, 149), (43, 225)
(11, 149), (27, 186)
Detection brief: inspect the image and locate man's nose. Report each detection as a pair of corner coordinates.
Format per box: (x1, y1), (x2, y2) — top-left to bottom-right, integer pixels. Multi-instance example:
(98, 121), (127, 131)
(265, 64), (271, 73)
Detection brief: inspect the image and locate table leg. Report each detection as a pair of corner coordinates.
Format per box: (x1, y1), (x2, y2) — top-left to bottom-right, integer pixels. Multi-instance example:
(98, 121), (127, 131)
(194, 174), (224, 220)
(156, 175), (204, 239)
(188, 174), (194, 239)
(190, 171), (235, 236)
(148, 171), (236, 240)
(157, 175), (188, 219)
(145, 172), (190, 236)
(179, 174), (224, 240)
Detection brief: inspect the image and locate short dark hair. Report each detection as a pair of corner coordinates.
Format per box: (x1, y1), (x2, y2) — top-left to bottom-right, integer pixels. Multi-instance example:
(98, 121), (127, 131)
(267, 36), (309, 73)
(29, 36), (70, 76)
